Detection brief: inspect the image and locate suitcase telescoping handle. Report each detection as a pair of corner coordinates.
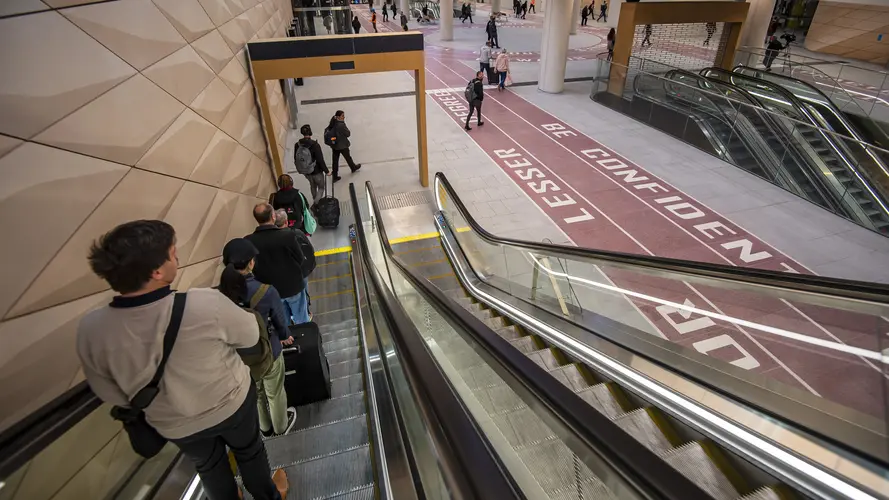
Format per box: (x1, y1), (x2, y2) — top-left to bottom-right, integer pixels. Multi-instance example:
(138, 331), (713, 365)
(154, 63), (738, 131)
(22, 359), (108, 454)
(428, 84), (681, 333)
(282, 345), (301, 354)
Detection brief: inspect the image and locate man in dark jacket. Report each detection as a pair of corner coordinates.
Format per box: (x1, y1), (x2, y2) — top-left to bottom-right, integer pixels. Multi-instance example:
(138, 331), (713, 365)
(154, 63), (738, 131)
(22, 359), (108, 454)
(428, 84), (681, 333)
(245, 203), (310, 325)
(222, 238), (297, 437)
(270, 174), (306, 232)
(763, 36), (786, 70)
(465, 71), (484, 131)
(326, 110), (362, 183)
(486, 16), (499, 48)
(296, 124), (329, 206)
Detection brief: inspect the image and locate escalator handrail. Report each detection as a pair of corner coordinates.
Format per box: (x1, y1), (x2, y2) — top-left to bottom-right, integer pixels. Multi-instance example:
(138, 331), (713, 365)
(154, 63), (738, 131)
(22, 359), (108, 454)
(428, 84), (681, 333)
(364, 181), (714, 500)
(669, 69), (847, 213)
(433, 171), (889, 307)
(348, 183), (523, 500)
(0, 382), (101, 481)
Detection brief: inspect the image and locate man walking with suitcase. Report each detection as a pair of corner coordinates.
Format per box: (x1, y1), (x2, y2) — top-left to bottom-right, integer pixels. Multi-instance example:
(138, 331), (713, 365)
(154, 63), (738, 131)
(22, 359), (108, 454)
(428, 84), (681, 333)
(324, 110), (362, 183)
(78, 220), (287, 500)
(246, 203), (310, 325)
(479, 41), (494, 84)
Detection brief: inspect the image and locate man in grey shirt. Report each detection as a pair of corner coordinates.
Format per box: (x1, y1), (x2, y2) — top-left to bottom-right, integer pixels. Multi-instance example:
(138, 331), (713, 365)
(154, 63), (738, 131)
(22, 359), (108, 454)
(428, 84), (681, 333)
(479, 41), (493, 84)
(77, 220), (285, 500)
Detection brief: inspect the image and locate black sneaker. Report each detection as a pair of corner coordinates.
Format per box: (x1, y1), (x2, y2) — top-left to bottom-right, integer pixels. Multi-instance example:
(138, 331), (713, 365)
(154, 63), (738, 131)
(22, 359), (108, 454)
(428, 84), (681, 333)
(478, 122), (484, 127)
(351, 164), (362, 173)
(333, 176), (342, 183)
(261, 428), (274, 439)
(464, 125), (472, 131)
(279, 407), (297, 436)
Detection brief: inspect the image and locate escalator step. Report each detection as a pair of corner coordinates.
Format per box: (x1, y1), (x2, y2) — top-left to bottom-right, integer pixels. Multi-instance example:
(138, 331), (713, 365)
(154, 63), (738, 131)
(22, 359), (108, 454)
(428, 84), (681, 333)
(293, 393), (367, 431)
(516, 439), (596, 494)
(452, 296), (474, 309)
(473, 383), (526, 415)
(613, 409), (672, 455)
(459, 363), (503, 391)
(330, 359), (362, 380)
(331, 373), (364, 398)
(509, 336), (538, 354)
(324, 336), (359, 354)
(492, 406), (557, 448)
(527, 348), (562, 371)
(740, 486), (782, 500)
(468, 306), (495, 320)
(548, 365), (591, 393)
(280, 446), (373, 500)
(322, 485), (375, 500)
(319, 319), (358, 335)
(660, 442), (739, 500)
(444, 288), (469, 301)
(576, 383), (624, 420)
(328, 346), (360, 365)
(548, 478), (617, 500)
(264, 416), (369, 468)
(484, 316), (508, 330)
(322, 327), (359, 344)
(495, 325), (523, 340)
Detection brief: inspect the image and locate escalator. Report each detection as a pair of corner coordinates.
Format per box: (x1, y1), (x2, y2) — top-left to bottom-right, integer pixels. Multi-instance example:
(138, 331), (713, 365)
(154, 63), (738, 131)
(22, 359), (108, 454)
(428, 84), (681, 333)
(701, 68), (889, 234)
(359, 173), (889, 500)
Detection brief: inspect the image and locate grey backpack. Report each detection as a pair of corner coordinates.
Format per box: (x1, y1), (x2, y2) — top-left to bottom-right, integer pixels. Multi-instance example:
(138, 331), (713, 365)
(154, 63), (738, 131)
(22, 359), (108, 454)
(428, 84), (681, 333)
(294, 143), (316, 175)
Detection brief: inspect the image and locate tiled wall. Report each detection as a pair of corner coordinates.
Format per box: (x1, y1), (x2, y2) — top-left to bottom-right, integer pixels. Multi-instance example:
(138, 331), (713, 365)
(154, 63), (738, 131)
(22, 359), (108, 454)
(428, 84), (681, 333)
(0, 0), (293, 436)
(805, 1), (889, 64)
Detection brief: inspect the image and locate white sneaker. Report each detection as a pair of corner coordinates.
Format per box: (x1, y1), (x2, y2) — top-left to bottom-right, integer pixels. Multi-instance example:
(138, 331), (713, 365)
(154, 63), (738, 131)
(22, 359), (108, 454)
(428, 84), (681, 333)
(281, 407), (297, 436)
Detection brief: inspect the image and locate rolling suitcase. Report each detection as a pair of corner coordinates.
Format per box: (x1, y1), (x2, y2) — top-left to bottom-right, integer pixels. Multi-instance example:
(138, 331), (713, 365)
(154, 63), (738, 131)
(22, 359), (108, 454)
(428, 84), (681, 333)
(486, 66), (497, 86)
(282, 321), (331, 407)
(315, 175), (340, 229)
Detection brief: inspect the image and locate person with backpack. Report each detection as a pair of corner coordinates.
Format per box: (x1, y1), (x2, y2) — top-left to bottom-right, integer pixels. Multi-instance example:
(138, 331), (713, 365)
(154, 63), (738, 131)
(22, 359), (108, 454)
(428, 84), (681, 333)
(295, 124), (329, 207)
(325, 110), (362, 183)
(77, 220), (287, 500)
(269, 174), (306, 232)
(246, 203), (310, 325)
(464, 70), (484, 131)
(220, 239), (297, 438)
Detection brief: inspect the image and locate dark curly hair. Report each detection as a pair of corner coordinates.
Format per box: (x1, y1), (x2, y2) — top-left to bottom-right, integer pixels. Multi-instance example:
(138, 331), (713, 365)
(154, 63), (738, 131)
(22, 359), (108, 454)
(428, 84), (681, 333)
(88, 220), (176, 294)
(300, 124), (312, 136)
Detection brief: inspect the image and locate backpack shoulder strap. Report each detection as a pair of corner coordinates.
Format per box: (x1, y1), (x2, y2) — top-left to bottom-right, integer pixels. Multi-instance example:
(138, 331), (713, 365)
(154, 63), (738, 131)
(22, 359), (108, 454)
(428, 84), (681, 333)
(249, 284), (270, 309)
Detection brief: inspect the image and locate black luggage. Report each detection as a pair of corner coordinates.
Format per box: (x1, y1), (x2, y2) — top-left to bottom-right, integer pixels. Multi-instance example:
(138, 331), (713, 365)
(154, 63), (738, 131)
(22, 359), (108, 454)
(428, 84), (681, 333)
(486, 66), (497, 86)
(315, 175), (340, 228)
(283, 322), (331, 407)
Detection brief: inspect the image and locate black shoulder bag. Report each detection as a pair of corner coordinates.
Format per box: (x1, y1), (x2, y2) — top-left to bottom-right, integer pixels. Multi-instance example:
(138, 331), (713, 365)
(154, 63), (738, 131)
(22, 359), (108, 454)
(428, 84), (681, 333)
(110, 293), (187, 458)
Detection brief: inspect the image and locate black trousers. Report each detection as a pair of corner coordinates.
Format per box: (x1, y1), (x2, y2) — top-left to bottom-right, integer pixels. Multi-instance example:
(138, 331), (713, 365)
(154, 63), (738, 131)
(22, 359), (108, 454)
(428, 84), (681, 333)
(466, 100), (482, 127)
(332, 148), (358, 177)
(171, 384), (280, 500)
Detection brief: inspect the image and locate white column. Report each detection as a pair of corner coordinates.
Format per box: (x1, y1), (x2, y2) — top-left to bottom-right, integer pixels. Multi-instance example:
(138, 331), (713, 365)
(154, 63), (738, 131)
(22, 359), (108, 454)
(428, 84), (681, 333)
(740, 0), (776, 49)
(538, 0), (545, 13)
(570, 0), (581, 35)
(539, 0), (572, 93)
(492, 0), (501, 14)
(441, 0), (454, 40)
(401, 0), (409, 19)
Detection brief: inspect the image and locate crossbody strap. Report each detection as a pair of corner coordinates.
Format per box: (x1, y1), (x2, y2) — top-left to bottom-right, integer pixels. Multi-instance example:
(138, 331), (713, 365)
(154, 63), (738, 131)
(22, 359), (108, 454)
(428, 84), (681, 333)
(249, 284), (269, 310)
(130, 293), (187, 410)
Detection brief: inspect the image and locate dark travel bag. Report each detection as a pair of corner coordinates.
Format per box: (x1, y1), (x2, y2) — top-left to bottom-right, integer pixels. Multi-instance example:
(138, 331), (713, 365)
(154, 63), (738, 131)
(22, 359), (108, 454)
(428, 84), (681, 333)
(315, 175), (340, 228)
(283, 321), (332, 406)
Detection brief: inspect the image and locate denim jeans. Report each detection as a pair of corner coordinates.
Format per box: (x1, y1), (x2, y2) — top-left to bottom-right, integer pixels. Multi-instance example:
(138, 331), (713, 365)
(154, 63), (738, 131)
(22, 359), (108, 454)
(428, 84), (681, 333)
(282, 282), (310, 325)
(171, 384), (280, 500)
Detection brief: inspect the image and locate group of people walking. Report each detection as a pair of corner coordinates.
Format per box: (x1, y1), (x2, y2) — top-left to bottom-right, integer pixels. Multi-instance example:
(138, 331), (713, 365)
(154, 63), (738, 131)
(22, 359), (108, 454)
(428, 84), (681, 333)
(581, 0), (607, 26)
(512, 0), (534, 19)
(356, 1), (409, 33)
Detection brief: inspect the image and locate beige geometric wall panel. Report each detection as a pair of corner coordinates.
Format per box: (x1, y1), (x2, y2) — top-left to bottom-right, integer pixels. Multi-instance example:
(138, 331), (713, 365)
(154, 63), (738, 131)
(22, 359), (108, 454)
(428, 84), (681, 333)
(188, 189), (240, 264)
(190, 77), (237, 126)
(153, 0), (216, 43)
(220, 145), (255, 191)
(218, 56), (251, 94)
(34, 75), (184, 166)
(0, 290), (112, 433)
(191, 29), (236, 74)
(219, 16), (250, 53)
(136, 109), (218, 179)
(162, 182), (220, 264)
(0, 143), (129, 319)
(143, 45), (216, 106)
(0, 11), (136, 139)
(62, 0), (187, 71)
(43, 0), (109, 7)
(0, 136), (23, 160)
(226, 194), (263, 243)
(198, 0), (235, 27)
(221, 85), (258, 140)
(190, 130), (240, 186)
(242, 155), (266, 195)
(174, 257), (223, 291)
(8, 169), (185, 317)
(806, 1), (889, 64)
(0, 0), (48, 17)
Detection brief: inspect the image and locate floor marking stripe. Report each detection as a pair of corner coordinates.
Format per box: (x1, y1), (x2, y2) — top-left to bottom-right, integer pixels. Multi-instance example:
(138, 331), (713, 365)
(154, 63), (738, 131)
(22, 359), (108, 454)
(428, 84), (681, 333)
(388, 232), (439, 244)
(310, 273), (353, 283)
(315, 247), (351, 256)
(313, 289), (355, 300)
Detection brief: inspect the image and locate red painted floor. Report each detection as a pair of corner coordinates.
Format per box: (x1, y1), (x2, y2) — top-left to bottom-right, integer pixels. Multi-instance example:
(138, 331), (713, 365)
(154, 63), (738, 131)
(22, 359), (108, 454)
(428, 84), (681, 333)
(352, 9), (889, 420)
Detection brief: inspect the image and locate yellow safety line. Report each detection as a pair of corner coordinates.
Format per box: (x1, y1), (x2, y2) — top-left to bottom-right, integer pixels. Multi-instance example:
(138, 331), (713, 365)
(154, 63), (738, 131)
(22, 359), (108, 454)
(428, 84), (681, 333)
(313, 289), (354, 300)
(309, 273), (352, 283)
(427, 272), (455, 280)
(388, 232), (439, 245)
(315, 306), (356, 316)
(315, 246), (351, 257)
(411, 258), (447, 267)
(315, 258), (349, 267)
(456, 226), (470, 233)
(394, 245), (441, 255)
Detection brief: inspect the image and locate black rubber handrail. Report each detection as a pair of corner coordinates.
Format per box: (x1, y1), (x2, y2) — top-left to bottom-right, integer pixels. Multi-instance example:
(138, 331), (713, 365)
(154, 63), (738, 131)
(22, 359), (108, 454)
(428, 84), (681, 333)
(364, 181), (714, 500)
(434, 172), (889, 303)
(348, 183), (522, 500)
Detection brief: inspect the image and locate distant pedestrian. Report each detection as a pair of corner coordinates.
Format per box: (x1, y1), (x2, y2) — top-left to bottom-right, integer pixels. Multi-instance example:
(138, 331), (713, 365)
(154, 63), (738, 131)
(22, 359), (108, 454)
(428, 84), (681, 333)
(521, 1), (527, 19)
(325, 110), (362, 182)
(352, 15), (361, 33)
(479, 40), (494, 83)
(607, 27), (615, 60)
(323, 14), (332, 34)
(597, 0), (607, 22)
(763, 35), (786, 70)
(513, 0), (520, 17)
(464, 70), (485, 131)
(529, 0), (535, 13)
(401, 12), (408, 30)
(486, 15), (499, 48)
(641, 24), (652, 47)
(494, 49), (511, 90)
(382, 4), (388, 22)
(704, 22), (716, 46)
(371, 9), (378, 32)
(295, 124), (329, 207)
(581, 5), (589, 26)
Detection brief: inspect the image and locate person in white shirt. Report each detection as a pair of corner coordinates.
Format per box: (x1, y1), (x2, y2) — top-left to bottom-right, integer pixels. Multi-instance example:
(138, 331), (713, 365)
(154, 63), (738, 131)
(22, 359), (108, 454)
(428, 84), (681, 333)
(479, 41), (493, 84)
